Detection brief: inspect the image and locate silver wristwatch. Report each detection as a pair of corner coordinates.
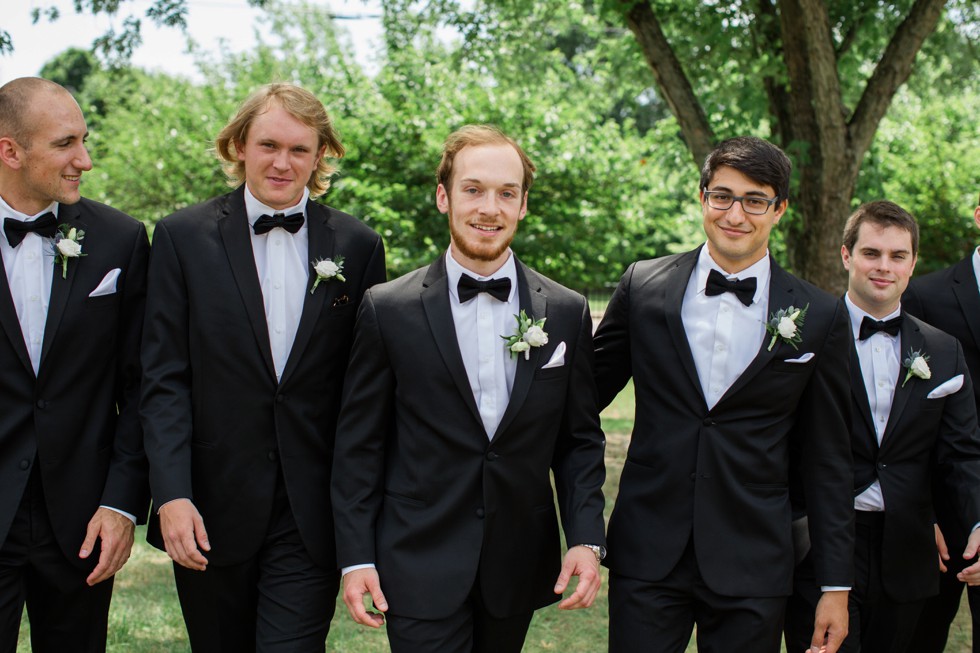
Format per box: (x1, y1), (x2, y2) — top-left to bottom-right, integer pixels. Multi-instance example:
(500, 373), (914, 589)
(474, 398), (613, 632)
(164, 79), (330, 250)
(578, 544), (607, 562)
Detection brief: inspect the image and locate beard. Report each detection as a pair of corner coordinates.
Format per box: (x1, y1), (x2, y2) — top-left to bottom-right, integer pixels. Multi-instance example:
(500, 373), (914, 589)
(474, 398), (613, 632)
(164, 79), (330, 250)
(447, 208), (514, 264)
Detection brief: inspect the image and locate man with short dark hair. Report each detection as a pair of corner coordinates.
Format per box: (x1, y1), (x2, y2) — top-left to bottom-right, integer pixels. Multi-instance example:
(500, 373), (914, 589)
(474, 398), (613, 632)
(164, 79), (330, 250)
(141, 83), (386, 651)
(0, 77), (149, 652)
(332, 124), (606, 653)
(594, 136), (855, 653)
(904, 192), (980, 653)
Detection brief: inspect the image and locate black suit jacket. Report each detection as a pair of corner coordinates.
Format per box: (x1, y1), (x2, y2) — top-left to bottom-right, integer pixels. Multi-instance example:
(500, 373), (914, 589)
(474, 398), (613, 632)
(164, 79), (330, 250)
(849, 312), (980, 602)
(593, 246), (855, 596)
(904, 255), (980, 568)
(0, 198), (149, 570)
(141, 187), (385, 568)
(331, 255), (606, 620)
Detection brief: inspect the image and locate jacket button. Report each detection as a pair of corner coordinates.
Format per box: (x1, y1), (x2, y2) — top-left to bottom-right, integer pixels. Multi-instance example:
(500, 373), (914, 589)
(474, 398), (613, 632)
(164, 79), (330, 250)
(19, 459), (30, 470)
(702, 418), (713, 426)
(36, 399), (47, 409)
(690, 473), (696, 480)
(475, 507), (485, 519)
(486, 452), (499, 461)
(276, 395), (285, 403)
(268, 451), (278, 462)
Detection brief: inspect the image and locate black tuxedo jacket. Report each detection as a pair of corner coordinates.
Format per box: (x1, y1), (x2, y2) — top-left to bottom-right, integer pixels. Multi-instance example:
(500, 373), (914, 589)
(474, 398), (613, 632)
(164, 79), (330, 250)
(0, 198), (149, 570)
(904, 255), (980, 565)
(331, 255), (606, 620)
(141, 187), (385, 569)
(593, 246), (855, 596)
(849, 312), (980, 602)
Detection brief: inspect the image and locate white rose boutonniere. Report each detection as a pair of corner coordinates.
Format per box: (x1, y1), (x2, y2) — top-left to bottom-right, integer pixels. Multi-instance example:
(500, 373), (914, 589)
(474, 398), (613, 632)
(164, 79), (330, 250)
(765, 303), (809, 351)
(501, 310), (548, 360)
(902, 348), (931, 387)
(53, 224), (85, 279)
(311, 256), (346, 294)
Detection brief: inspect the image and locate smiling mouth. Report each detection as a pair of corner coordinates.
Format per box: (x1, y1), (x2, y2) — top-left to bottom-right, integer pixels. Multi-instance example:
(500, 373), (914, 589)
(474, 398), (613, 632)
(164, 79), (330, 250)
(63, 175), (80, 182)
(471, 224), (502, 233)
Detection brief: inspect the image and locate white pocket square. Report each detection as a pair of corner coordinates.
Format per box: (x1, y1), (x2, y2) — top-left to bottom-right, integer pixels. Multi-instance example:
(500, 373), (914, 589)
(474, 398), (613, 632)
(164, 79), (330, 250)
(927, 374), (964, 399)
(783, 352), (815, 364)
(89, 268), (121, 297)
(541, 341), (566, 369)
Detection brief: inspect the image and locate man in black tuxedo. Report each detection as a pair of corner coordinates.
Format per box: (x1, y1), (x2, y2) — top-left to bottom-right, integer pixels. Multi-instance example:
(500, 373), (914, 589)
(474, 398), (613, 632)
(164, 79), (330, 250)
(0, 78), (149, 651)
(332, 125), (606, 653)
(140, 83), (385, 651)
(594, 136), (855, 653)
(903, 192), (980, 652)
(784, 200), (980, 652)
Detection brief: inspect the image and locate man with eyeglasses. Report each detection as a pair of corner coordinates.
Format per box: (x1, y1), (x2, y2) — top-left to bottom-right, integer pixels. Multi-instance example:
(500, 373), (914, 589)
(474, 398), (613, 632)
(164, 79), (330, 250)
(594, 136), (855, 653)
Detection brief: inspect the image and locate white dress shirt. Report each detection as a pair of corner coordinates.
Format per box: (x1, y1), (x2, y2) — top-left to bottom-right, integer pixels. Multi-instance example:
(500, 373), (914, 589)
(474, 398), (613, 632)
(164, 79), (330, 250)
(0, 195), (57, 375)
(445, 248), (519, 438)
(681, 245), (771, 409)
(244, 185), (310, 382)
(846, 294), (902, 512)
(971, 246), (980, 292)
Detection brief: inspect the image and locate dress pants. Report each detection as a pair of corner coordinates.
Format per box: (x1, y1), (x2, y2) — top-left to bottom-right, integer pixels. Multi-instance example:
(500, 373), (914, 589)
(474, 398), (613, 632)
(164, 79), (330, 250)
(384, 573), (534, 653)
(0, 466), (114, 653)
(786, 511), (924, 653)
(173, 473), (339, 652)
(609, 535), (785, 653)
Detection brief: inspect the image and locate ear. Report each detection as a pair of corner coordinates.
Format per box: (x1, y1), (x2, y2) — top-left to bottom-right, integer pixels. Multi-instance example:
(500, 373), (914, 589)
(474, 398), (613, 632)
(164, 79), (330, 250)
(235, 139), (246, 162)
(436, 184), (450, 215)
(840, 244), (851, 271)
(518, 191), (528, 221)
(0, 136), (24, 170)
(773, 199), (788, 223)
(974, 206), (980, 231)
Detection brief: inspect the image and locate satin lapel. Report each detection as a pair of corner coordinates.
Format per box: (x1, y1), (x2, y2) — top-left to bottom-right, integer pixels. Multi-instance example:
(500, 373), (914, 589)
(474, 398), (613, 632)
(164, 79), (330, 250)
(0, 245), (33, 377)
(849, 339), (877, 446)
(420, 257), (483, 427)
(663, 248), (704, 404)
(38, 204), (85, 373)
(719, 258), (789, 401)
(280, 201), (336, 384)
(881, 317), (923, 449)
(217, 191), (276, 381)
(951, 257), (980, 356)
(494, 261), (546, 441)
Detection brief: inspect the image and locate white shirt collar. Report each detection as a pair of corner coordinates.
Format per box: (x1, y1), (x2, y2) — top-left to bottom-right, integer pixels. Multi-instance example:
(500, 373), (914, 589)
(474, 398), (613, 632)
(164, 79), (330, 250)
(971, 246), (980, 291)
(445, 248), (518, 304)
(243, 184), (309, 228)
(695, 243), (771, 306)
(844, 293), (902, 340)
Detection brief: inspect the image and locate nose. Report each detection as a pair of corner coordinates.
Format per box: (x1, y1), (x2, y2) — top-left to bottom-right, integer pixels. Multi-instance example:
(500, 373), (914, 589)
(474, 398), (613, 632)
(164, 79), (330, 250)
(272, 149), (290, 170)
(478, 194), (499, 215)
(76, 144), (93, 171)
(726, 200), (747, 224)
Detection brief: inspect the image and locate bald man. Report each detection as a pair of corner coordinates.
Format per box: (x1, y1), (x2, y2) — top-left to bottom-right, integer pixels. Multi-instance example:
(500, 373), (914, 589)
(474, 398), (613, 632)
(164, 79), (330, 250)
(0, 78), (149, 652)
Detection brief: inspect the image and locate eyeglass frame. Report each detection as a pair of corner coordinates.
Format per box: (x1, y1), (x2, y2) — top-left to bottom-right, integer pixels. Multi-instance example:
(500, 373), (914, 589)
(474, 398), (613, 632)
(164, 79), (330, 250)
(702, 190), (780, 215)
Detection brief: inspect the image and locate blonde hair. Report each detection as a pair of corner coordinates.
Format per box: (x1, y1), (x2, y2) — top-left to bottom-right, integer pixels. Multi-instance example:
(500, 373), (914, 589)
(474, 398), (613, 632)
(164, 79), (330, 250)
(436, 124), (535, 194)
(214, 83), (344, 198)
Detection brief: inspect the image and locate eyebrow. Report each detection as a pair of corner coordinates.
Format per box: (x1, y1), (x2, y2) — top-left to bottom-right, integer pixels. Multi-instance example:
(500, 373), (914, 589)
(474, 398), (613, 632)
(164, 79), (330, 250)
(458, 177), (521, 187)
(708, 185), (770, 197)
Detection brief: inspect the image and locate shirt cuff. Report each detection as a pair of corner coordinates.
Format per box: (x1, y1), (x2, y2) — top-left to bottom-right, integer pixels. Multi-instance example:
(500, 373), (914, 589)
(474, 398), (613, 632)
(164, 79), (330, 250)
(342, 563), (376, 576)
(821, 586), (851, 592)
(100, 505), (136, 524)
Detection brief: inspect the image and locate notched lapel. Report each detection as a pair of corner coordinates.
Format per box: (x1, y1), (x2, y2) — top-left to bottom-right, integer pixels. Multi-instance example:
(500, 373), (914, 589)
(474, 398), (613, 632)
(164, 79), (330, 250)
(420, 258), (483, 427)
(494, 263), (546, 440)
(881, 319), (924, 447)
(952, 258), (980, 355)
(217, 192), (276, 381)
(663, 250), (703, 404)
(38, 206), (86, 373)
(849, 340), (877, 444)
(280, 202), (336, 383)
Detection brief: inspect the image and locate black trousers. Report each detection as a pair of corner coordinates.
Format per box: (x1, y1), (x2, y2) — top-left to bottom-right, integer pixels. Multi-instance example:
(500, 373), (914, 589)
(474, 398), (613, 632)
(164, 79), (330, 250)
(609, 537), (785, 653)
(384, 573), (534, 653)
(173, 476), (339, 653)
(907, 533), (980, 653)
(0, 466), (113, 653)
(785, 511), (924, 653)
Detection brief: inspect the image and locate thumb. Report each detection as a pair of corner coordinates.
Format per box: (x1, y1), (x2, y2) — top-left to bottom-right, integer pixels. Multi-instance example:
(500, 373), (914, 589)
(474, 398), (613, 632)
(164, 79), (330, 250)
(195, 516), (211, 552)
(369, 577), (389, 612)
(554, 557), (576, 593)
(78, 520), (100, 559)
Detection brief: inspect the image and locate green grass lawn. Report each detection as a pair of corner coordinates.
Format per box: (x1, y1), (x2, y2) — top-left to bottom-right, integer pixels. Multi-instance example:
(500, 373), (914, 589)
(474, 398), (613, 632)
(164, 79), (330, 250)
(18, 382), (976, 651)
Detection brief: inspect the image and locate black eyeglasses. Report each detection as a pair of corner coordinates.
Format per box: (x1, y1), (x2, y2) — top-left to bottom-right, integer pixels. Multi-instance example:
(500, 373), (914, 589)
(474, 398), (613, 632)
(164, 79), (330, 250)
(703, 191), (779, 215)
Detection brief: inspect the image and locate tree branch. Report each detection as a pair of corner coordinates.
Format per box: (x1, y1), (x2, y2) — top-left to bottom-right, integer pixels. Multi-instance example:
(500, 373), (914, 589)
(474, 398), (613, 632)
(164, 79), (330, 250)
(624, 1), (714, 166)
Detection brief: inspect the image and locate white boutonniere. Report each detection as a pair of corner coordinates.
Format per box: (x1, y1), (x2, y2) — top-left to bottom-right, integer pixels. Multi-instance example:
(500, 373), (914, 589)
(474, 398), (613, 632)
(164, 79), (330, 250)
(311, 256), (345, 294)
(902, 348), (931, 387)
(53, 224), (85, 279)
(765, 303), (809, 351)
(501, 310), (548, 360)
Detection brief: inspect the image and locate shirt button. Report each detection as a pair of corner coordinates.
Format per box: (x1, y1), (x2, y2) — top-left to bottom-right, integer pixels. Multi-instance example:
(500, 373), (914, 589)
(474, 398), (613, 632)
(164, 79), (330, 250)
(29, 295), (38, 301)
(874, 346), (881, 353)
(720, 306), (729, 313)
(275, 326), (283, 334)
(274, 283), (281, 290)
(716, 344), (725, 352)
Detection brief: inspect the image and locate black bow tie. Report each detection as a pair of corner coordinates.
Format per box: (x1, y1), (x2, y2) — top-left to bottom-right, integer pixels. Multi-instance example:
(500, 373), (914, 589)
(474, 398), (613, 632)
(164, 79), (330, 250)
(253, 212), (304, 235)
(4, 212), (57, 247)
(704, 268), (757, 307)
(457, 274), (512, 303)
(859, 315), (903, 340)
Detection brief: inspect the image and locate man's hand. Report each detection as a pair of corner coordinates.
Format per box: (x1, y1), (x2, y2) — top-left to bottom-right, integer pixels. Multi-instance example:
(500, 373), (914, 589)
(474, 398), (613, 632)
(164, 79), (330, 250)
(158, 498), (210, 571)
(957, 528), (980, 585)
(78, 507), (135, 586)
(554, 545), (601, 610)
(810, 589), (848, 653)
(934, 523), (949, 573)
(341, 568), (388, 627)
